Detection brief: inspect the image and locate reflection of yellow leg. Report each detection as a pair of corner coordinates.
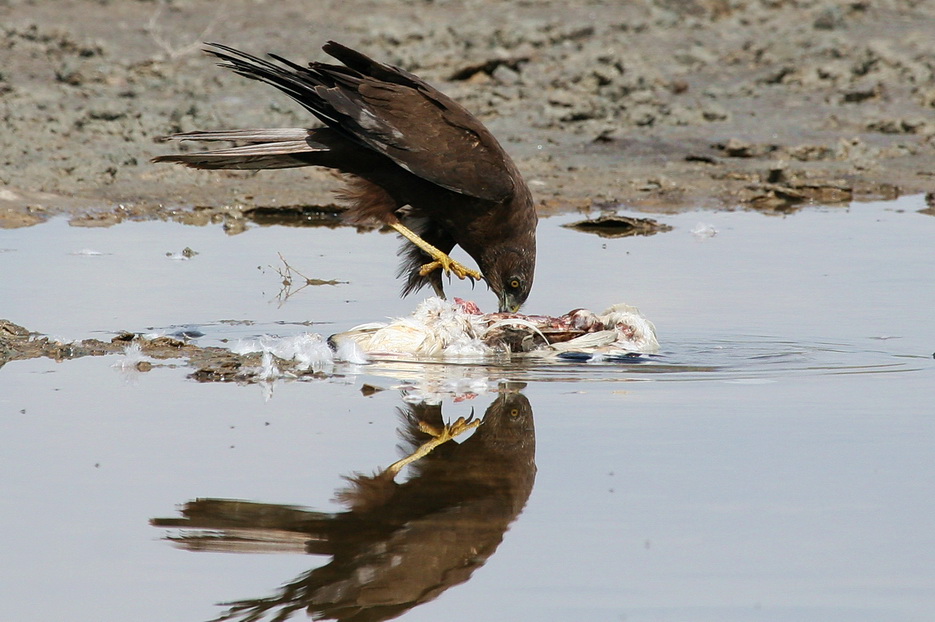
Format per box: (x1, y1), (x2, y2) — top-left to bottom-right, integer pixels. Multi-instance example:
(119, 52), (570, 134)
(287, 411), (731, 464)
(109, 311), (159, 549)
(385, 416), (481, 476)
(390, 222), (483, 281)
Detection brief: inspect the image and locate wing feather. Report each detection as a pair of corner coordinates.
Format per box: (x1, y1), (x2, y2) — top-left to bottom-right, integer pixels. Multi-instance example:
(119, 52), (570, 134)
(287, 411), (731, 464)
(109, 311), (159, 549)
(203, 42), (515, 202)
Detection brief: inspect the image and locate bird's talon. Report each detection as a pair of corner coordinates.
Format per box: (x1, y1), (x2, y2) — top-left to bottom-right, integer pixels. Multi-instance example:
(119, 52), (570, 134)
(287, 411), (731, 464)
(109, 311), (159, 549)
(385, 416), (481, 476)
(418, 416), (481, 443)
(418, 255), (481, 282)
(417, 420), (443, 436)
(449, 416), (481, 437)
(418, 260), (441, 277)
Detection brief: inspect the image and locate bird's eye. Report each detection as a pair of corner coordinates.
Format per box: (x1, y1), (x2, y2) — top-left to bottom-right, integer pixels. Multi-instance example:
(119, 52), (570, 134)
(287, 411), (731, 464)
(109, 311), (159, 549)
(509, 408), (520, 417)
(509, 278), (521, 289)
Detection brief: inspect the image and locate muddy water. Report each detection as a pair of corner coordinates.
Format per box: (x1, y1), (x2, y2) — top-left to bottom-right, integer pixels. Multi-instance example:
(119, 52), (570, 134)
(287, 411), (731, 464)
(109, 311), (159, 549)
(2, 195), (933, 622)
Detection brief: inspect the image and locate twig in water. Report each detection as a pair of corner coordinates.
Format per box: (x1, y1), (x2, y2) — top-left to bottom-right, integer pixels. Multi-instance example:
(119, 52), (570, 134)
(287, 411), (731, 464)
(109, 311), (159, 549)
(271, 252), (346, 306)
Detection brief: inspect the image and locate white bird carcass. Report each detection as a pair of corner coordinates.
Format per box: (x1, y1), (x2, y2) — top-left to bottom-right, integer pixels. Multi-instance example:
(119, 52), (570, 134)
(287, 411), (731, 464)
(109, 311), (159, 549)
(329, 297), (659, 359)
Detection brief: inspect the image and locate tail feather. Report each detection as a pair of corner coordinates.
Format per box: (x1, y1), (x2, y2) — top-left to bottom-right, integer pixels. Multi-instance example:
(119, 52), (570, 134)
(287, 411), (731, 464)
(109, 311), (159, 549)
(153, 128), (330, 170)
(158, 128), (311, 143)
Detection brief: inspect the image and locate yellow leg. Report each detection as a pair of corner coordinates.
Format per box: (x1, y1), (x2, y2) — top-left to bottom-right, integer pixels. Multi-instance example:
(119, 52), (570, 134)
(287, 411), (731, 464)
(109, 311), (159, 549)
(390, 222), (483, 281)
(384, 416), (481, 476)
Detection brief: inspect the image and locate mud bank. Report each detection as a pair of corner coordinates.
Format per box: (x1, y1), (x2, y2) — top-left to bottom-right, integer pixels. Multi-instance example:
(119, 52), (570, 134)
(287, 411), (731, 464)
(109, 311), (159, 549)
(1, 0), (933, 227)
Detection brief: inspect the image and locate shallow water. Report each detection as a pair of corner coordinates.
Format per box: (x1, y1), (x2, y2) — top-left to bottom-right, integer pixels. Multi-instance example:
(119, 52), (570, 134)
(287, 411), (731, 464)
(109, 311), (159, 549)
(2, 195), (933, 622)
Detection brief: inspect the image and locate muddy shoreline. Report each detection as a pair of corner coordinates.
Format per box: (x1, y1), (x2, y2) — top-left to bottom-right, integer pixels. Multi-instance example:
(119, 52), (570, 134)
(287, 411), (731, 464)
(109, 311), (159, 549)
(1, 0), (933, 229)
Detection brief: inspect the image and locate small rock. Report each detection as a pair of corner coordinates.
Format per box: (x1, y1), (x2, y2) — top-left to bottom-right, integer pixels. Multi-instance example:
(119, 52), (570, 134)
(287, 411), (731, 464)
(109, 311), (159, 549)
(491, 64), (520, 86)
(813, 7), (845, 30)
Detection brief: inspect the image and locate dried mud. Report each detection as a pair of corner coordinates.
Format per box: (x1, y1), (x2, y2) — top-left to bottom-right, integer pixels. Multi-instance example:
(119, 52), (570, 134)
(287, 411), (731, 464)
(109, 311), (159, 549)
(1, 0), (933, 230)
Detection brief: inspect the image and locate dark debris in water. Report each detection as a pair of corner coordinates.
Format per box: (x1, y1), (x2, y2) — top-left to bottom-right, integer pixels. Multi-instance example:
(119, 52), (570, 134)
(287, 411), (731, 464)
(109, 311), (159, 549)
(242, 204), (382, 233)
(743, 180), (855, 211)
(563, 215), (672, 238)
(557, 351), (653, 362)
(360, 383), (387, 396)
(920, 192), (935, 217)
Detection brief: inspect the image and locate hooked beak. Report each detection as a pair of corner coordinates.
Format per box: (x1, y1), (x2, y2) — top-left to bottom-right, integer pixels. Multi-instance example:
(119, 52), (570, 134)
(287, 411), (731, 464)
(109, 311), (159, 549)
(498, 292), (523, 313)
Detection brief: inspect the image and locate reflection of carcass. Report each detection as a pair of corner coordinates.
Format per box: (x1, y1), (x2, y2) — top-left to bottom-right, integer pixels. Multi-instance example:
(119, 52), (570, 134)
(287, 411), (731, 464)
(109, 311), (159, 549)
(330, 297), (659, 358)
(151, 390), (535, 622)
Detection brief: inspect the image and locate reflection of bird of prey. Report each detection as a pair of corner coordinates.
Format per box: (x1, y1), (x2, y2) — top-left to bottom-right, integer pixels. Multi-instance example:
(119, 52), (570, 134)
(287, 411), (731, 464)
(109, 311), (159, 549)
(154, 41), (537, 312)
(151, 390), (536, 622)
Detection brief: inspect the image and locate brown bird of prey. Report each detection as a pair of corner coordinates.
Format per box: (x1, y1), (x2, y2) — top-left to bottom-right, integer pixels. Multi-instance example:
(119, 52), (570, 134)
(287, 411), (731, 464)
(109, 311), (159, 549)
(154, 42), (537, 312)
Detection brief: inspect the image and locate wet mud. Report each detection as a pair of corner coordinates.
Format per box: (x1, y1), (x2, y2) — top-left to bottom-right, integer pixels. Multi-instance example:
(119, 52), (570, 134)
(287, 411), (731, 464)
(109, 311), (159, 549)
(1, 0), (933, 228)
(0, 318), (281, 382)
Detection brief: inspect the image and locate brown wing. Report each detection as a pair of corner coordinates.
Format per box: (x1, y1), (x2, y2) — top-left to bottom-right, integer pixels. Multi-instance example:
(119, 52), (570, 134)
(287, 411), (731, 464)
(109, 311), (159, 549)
(205, 42), (516, 203)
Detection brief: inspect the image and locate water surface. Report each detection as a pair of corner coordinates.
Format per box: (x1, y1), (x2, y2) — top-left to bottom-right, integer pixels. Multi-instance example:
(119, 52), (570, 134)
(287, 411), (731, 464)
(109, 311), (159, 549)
(1, 195), (933, 622)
